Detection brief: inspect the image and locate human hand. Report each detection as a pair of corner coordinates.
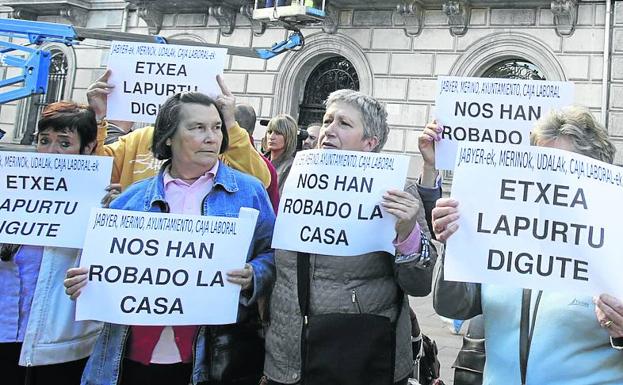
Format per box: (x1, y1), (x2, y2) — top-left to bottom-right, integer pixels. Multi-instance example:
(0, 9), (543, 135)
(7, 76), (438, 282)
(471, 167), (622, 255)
(64, 267), (89, 300)
(226, 263), (254, 290)
(431, 198), (460, 242)
(101, 183), (122, 208)
(418, 120), (442, 169)
(87, 69), (114, 120)
(382, 189), (420, 242)
(594, 294), (623, 338)
(215, 74), (237, 130)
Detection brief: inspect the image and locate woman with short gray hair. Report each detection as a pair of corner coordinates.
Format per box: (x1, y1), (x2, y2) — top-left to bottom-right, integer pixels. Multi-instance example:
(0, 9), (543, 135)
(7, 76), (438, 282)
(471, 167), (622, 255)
(432, 106), (623, 384)
(531, 105), (615, 164)
(263, 89), (436, 385)
(324, 89), (389, 153)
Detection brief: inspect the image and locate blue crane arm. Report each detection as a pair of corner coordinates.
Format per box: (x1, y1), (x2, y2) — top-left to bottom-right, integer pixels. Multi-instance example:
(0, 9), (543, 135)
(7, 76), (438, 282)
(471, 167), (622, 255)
(0, 18), (303, 104)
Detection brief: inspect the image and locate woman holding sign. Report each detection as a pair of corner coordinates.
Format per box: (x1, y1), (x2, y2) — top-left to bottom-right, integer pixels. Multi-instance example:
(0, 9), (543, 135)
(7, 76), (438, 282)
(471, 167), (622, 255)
(432, 106), (623, 384)
(262, 89), (436, 385)
(64, 91), (275, 385)
(0, 102), (102, 384)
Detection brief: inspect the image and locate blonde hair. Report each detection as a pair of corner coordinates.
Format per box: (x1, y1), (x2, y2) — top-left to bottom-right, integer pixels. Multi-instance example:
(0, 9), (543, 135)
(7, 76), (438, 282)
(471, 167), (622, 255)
(531, 106), (615, 164)
(267, 114), (298, 158)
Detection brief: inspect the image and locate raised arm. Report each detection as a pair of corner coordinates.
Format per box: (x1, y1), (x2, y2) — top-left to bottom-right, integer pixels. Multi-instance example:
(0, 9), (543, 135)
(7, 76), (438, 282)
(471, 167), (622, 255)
(215, 75), (271, 187)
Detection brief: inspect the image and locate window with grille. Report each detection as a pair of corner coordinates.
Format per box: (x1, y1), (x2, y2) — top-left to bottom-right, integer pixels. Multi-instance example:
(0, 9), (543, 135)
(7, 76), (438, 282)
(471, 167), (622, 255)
(298, 56), (359, 128)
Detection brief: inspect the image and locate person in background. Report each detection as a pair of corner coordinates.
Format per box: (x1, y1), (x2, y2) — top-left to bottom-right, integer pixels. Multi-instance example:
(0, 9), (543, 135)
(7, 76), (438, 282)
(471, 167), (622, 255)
(235, 104), (258, 138)
(264, 114), (297, 196)
(0, 102), (103, 385)
(235, 104), (280, 212)
(302, 123), (320, 150)
(432, 106), (623, 384)
(86, 70), (270, 198)
(103, 120), (134, 145)
(64, 92), (275, 385)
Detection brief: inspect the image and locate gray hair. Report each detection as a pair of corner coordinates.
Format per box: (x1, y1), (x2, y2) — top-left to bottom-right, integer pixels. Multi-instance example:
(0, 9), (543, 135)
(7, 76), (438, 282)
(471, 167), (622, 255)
(325, 89), (389, 152)
(531, 106), (615, 164)
(234, 104), (257, 135)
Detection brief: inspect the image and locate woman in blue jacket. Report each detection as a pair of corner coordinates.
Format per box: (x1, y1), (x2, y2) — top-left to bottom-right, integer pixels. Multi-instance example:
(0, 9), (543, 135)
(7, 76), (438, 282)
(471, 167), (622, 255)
(64, 92), (275, 385)
(432, 106), (623, 384)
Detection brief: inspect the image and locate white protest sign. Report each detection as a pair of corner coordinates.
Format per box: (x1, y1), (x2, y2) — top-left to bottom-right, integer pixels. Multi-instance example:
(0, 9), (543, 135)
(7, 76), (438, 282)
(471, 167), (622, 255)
(434, 76), (574, 170)
(0, 151), (112, 248)
(106, 41), (227, 123)
(76, 208), (258, 325)
(272, 149), (409, 256)
(445, 142), (623, 297)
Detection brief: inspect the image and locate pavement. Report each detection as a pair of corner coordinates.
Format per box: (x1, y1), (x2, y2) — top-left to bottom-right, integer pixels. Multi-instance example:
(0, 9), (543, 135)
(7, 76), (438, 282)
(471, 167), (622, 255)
(410, 293), (464, 385)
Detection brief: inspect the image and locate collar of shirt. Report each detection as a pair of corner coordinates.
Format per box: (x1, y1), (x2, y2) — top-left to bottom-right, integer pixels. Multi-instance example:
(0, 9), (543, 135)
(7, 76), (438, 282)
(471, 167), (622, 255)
(162, 162), (219, 215)
(163, 161), (219, 187)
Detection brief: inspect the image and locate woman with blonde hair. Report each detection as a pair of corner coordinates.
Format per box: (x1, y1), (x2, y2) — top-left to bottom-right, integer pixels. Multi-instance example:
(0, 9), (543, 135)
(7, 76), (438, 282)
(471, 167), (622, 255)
(264, 114), (298, 195)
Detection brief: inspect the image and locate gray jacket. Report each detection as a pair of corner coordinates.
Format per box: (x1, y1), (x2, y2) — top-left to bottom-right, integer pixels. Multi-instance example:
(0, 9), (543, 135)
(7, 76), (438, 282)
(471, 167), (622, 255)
(264, 183), (436, 383)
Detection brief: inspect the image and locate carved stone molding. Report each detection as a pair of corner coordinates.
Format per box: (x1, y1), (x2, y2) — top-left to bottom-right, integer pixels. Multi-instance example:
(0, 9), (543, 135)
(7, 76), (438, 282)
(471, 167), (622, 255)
(209, 5), (237, 36)
(240, 3), (266, 36)
(551, 0), (577, 37)
(443, 0), (470, 37)
(8, 4), (88, 26)
(137, 4), (163, 35)
(395, 1), (423, 37)
(449, 32), (567, 81)
(274, 32), (373, 118)
(322, 4), (338, 34)
(59, 5), (88, 27)
(7, 8), (37, 20)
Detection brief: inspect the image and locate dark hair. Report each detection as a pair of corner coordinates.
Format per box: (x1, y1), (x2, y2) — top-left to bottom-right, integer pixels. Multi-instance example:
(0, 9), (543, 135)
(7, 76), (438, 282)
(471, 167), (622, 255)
(37, 101), (97, 154)
(152, 92), (229, 160)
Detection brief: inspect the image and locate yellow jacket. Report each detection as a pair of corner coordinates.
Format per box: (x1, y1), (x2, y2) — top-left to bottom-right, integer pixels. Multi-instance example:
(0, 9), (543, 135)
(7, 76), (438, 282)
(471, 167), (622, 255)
(96, 121), (270, 189)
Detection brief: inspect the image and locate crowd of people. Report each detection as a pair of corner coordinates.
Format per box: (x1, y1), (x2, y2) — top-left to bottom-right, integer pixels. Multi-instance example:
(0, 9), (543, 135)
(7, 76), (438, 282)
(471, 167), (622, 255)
(1, 64), (622, 385)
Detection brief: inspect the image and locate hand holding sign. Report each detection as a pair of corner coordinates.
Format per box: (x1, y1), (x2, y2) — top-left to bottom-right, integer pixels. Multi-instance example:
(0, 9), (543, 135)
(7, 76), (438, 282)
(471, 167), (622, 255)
(381, 189), (421, 242)
(594, 294), (623, 338)
(431, 198), (460, 242)
(87, 69), (114, 120)
(64, 267), (88, 300)
(226, 263), (254, 290)
(101, 183), (122, 208)
(418, 120), (442, 169)
(215, 74), (237, 130)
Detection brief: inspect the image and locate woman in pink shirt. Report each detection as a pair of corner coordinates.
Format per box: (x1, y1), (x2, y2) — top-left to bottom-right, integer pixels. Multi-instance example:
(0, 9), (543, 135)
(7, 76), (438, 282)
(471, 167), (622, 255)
(64, 92), (276, 385)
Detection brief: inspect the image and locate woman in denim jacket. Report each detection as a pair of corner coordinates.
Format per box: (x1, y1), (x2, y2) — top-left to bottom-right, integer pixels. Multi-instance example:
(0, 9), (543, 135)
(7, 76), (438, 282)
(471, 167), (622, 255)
(64, 92), (275, 385)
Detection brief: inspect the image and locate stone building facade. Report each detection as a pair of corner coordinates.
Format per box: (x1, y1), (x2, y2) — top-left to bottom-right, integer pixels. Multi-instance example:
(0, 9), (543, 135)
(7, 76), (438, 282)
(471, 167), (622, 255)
(0, 0), (621, 178)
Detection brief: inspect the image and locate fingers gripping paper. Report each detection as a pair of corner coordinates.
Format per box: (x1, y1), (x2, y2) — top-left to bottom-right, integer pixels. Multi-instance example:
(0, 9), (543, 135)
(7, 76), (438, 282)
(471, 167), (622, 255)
(76, 208), (259, 325)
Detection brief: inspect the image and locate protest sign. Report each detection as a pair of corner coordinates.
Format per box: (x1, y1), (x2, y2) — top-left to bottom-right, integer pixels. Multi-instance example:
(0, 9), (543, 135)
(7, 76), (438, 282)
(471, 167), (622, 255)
(445, 142), (623, 297)
(106, 41), (227, 123)
(0, 151), (112, 248)
(434, 76), (574, 170)
(272, 149), (409, 256)
(76, 208), (258, 325)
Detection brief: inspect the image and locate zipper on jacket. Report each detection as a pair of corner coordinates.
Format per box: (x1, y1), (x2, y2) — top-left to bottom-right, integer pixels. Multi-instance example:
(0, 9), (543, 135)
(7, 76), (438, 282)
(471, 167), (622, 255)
(351, 290), (362, 313)
(114, 326), (131, 385)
